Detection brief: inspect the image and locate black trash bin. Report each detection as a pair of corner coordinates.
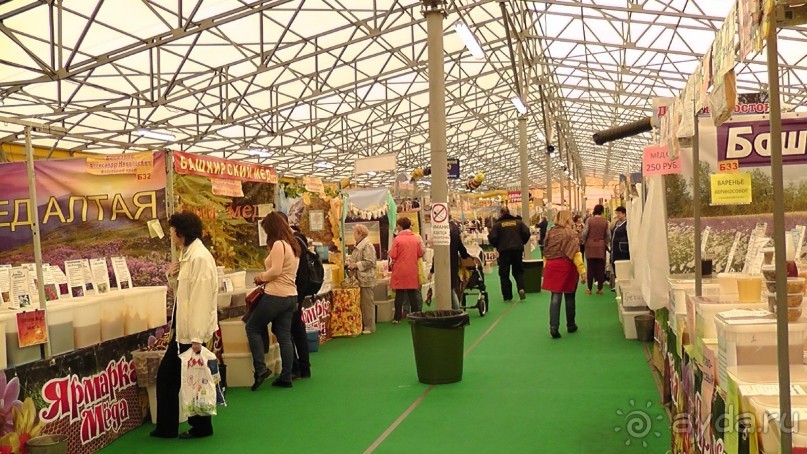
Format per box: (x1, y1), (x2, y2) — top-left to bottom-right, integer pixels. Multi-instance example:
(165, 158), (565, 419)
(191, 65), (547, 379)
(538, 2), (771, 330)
(523, 259), (543, 293)
(634, 314), (655, 342)
(408, 310), (470, 384)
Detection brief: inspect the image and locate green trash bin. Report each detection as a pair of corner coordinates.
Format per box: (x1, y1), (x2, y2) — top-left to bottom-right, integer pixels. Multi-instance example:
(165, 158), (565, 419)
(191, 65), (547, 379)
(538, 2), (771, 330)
(523, 259), (543, 293)
(408, 310), (470, 384)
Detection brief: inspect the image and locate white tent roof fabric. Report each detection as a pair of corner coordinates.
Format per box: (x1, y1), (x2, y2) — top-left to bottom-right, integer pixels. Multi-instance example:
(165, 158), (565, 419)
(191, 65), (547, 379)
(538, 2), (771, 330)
(0, 0), (805, 188)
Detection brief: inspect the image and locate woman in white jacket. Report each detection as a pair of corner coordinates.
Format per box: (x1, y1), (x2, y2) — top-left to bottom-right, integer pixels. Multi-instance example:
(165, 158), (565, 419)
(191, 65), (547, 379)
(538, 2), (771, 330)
(348, 224), (377, 334)
(151, 212), (218, 440)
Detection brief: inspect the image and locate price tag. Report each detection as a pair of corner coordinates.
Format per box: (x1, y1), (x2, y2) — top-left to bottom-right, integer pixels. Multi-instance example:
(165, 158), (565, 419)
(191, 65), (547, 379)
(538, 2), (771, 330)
(717, 160), (739, 173)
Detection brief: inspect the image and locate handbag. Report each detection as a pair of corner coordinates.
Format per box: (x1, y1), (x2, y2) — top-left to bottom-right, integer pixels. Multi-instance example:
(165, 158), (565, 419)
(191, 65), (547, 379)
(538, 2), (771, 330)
(245, 285), (264, 306)
(242, 285), (264, 323)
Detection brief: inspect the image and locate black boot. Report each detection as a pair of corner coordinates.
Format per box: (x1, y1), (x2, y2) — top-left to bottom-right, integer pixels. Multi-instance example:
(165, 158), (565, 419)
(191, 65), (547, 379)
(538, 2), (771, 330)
(550, 328), (561, 339)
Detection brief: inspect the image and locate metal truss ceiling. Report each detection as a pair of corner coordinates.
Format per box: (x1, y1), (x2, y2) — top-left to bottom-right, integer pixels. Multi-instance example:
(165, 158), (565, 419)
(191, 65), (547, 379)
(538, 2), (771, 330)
(1, 0), (806, 189)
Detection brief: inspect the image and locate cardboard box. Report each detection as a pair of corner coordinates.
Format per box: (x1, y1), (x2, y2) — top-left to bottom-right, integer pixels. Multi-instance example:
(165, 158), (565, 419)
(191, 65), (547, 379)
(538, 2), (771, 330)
(223, 350), (281, 388)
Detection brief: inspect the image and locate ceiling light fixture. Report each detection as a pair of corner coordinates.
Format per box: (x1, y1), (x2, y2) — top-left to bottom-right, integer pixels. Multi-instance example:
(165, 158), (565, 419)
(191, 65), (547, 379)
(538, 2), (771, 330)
(245, 149), (273, 158)
(368, 171), (377, 176)
(511, 96), (527, 115)
(134, 129), (176, 141)
(314, 161), (334, 169)
(454, 21), (485, 59)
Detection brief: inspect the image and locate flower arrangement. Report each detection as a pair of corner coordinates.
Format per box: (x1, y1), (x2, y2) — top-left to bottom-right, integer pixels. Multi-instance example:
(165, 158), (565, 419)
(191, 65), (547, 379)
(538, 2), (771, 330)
(0, 370), (41, 454)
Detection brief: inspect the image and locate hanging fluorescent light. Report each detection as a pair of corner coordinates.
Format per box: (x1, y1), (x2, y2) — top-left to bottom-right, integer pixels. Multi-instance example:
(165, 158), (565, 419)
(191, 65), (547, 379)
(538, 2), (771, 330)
(314, 161), (334, 169)
(454, 21), (485, 59)
(511, 96), (527, 115)
(368, 171), (377, 176)
(134, 129), (176, 141)
(245, 149), (273, 158)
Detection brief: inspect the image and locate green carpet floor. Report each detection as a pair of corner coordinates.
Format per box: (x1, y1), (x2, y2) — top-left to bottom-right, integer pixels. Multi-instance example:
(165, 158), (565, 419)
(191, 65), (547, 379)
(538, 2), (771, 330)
(102, 269), (670, 453)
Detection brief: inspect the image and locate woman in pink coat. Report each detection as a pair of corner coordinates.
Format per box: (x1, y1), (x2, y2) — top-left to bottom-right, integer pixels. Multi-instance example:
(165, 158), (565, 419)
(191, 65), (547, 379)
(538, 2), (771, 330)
(389, 217), (424, 324)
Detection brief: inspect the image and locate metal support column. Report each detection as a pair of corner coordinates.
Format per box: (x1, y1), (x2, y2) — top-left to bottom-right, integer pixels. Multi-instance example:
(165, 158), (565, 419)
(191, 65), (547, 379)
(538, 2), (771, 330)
(422, 0), (450, 311)
(568, 177), (573, 211)
(559, 171), (565, 208)
(693, 104), (702, 298)
(767, 23), (793, 452)
(24, 127), (52, 359)
(546, 157), (553, 214)
(165, 151), (177, 262)
(518, 116), (529, 257)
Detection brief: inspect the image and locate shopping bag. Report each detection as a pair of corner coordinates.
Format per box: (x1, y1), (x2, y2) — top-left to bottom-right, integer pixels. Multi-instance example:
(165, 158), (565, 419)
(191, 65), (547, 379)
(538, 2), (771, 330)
(417, 258), (427, 285)
(340, 273), (360, 289)
(179, 346), (218, 419)
(207, 357), (227, 406)
(329, 288), (362, 337)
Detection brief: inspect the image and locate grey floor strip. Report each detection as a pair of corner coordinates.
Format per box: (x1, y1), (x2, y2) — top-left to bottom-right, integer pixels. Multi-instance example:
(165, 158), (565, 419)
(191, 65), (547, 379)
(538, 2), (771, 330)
(363, 300), (521, 454)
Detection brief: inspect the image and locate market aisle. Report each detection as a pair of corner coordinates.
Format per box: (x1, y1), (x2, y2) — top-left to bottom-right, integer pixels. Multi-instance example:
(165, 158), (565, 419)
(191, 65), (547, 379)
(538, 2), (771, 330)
(102, 274), (668, 454)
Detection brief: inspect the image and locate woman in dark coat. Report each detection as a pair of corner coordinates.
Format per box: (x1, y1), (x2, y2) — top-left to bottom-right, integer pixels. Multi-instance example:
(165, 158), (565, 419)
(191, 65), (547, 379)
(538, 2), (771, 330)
(582, 204), (610, 295)
(610, 206), (630, 276)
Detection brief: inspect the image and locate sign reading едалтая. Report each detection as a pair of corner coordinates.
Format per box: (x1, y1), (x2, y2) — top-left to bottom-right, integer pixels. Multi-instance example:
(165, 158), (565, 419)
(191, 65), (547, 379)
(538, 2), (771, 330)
(173, 151), (278, 184)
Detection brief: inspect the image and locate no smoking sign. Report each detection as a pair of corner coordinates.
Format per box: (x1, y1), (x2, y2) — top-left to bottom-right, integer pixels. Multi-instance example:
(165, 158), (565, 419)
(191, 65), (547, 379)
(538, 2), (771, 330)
(431, 202), (450, 246)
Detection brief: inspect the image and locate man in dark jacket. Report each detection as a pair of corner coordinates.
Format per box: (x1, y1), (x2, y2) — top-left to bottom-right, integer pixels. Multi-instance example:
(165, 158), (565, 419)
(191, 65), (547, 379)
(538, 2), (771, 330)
(430, 217), (470, 309)
(536, 216), (548, 256)
(488, 207), (531, 301)
(289, 224), (312, 379)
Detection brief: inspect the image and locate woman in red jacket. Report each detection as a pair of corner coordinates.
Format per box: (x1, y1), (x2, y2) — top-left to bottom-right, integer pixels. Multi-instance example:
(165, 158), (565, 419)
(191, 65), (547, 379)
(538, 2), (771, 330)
(389, 217), (424, 324)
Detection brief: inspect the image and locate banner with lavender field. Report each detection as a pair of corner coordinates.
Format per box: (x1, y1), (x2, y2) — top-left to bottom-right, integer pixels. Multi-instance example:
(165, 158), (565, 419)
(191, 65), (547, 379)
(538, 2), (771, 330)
(665, 113), (807, 274)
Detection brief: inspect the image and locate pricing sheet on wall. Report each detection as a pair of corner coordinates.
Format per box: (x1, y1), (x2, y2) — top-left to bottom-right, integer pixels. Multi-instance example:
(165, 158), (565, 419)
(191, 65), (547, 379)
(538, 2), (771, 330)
(0, 265), (11, 304)
(10, 267), (31, 309)
(111, 257), (132, 290)
(81, 260), (95, 294)
(90, 258), (111, 294)
(65, 260), (86, 298)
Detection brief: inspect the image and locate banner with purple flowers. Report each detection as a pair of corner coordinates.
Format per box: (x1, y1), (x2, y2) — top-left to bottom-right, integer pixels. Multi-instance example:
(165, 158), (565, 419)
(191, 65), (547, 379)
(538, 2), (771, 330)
(665, 114), (807, 275)
(0, 152), (169, 289)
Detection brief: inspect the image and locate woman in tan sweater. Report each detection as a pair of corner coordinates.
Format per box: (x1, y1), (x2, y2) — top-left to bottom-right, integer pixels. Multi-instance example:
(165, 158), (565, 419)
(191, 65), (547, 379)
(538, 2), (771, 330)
(246, 212), (300, 390)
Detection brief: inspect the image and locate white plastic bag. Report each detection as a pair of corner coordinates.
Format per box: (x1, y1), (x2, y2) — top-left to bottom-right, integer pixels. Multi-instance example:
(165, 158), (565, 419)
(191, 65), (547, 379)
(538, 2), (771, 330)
(179, 346), (218, 419)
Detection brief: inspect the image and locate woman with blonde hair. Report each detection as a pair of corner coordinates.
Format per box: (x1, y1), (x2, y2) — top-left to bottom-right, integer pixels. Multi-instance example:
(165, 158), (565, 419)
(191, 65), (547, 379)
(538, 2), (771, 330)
(348, 223), (377, 334)
(542, 210), (587, 339)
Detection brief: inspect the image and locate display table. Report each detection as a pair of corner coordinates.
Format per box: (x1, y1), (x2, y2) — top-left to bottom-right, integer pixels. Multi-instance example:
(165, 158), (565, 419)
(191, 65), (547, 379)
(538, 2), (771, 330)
(218, 270), (248, 308)
(0, 286), (167, 369)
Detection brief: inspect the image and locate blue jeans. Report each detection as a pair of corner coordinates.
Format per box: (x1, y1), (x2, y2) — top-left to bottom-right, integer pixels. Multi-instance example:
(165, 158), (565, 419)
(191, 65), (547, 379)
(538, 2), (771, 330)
(246, 293), (296, 383)
(549, 292), (576, 331)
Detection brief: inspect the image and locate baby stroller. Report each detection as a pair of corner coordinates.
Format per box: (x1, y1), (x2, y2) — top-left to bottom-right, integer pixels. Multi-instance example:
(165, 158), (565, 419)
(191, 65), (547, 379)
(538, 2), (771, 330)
(458, 252), (489, 317)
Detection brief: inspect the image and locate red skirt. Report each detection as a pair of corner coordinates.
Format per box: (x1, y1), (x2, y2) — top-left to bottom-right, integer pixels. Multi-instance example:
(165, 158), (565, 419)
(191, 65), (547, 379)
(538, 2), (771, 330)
(542, 257), (579, 293)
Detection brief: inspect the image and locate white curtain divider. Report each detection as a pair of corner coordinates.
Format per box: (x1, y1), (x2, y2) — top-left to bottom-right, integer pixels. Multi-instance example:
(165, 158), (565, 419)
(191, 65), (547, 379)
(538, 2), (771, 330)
(640, 175), (670, 310)
(631, 183), (647, 290)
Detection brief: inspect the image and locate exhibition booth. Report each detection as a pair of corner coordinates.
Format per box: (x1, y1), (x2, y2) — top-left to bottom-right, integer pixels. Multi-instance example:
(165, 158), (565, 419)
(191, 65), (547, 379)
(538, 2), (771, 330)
(0, 149), (366, 452)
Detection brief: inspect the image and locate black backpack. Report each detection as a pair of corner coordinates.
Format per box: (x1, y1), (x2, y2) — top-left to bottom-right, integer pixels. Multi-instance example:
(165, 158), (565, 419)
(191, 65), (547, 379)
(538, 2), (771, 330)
(295, 235), (324, 296)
